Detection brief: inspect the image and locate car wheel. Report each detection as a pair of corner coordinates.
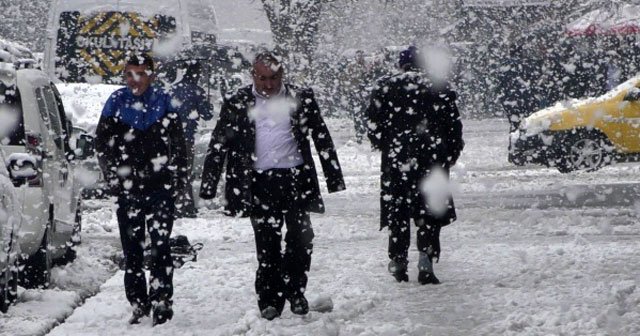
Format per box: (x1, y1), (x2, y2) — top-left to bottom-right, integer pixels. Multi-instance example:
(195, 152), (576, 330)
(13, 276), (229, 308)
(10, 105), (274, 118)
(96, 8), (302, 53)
(20, 226), (52, 289)
(0, 267), (18, 313)
(553, 131), (612, 173)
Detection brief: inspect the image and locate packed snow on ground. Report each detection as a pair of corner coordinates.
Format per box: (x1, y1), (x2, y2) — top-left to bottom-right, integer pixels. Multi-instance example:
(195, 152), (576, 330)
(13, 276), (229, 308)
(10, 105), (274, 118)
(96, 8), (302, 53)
(1, 118), (639, 336)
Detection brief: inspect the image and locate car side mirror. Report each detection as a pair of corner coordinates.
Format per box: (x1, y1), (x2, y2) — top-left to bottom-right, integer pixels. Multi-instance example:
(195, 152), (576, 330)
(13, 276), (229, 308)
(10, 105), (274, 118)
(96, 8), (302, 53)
(73, 133), (95, 160)
(624, 88), (640, 101)
(7, 154), (39, 187)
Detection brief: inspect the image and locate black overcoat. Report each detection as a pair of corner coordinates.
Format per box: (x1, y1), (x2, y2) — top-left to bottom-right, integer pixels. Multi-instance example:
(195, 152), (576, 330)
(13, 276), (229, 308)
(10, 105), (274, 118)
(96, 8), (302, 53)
(199, 84), (346, 217)
(367, 70), (464, 229)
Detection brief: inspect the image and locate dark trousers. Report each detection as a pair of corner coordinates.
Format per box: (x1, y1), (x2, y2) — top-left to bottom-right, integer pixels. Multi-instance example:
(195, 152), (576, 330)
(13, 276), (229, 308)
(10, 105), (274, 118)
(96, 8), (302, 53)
(388, 215), (441, 265)
(250, 167), (314, 313)
(350, 88), (368, 143)
(117, 191), (175, 308)
(175, 140), (196, 215)
(386, 171), (442, 265)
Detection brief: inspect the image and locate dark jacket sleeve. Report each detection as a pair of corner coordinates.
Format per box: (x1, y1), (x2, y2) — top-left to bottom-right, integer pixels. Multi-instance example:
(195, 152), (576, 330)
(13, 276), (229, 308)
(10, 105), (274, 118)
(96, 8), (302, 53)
(197, 87), (214, 121)
(166, 109), (189, 194)
(301, 88), (346, 193)
(438, 88), (464, 166)
(366, 82), (385, 151)
(199, 96), (232, 199)
(95, 96), (120, 192)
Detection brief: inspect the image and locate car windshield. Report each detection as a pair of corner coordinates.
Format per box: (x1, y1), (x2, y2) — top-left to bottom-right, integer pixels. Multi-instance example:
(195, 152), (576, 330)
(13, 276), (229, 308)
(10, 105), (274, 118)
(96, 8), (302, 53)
(593, 75), (640, 102)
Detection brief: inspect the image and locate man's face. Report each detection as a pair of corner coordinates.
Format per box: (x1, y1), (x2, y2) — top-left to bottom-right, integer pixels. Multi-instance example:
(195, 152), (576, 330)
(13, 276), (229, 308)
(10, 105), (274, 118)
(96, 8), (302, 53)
(124, 64), (154, 96)
(252, 61), (283, 98)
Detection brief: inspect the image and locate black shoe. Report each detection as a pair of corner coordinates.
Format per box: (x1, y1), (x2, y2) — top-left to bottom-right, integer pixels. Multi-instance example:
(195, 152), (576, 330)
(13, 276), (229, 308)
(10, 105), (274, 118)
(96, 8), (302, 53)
(174, 209), (197, 219)
(290, 296), (309, 315)
(388, 260), (408, 283)
(418, 271), (440, 285)
(128, 304), (150, 325)
(152, 302), (174, 326)
(392, 271), (409, 282)
(260, 306), (280, 320)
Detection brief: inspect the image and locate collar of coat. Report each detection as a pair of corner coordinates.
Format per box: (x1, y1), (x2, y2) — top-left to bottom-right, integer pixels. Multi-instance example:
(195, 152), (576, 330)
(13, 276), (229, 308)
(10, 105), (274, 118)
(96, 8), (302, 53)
(232, 83), (304, 108)
(251, 83), (286, 100)
(227, 84), (310, 140)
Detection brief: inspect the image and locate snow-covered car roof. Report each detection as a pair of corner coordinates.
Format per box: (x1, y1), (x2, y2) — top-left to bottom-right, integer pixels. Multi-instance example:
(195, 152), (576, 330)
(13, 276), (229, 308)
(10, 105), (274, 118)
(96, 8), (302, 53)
(0, 37), (36, 67)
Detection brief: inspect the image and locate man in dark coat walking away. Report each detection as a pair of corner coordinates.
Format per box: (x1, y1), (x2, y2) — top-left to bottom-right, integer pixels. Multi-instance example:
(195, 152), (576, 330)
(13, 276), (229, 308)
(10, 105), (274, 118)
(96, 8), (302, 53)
(95, 54), (188, 326)
(170, 60), (214, 218)
(366, 46), (464, 285)
(199, 51), (346, 320)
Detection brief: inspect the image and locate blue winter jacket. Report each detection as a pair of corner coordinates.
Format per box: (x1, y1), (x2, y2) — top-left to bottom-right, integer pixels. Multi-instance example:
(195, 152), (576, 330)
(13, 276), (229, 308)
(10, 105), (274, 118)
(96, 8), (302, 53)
(95, 86), (188, 195)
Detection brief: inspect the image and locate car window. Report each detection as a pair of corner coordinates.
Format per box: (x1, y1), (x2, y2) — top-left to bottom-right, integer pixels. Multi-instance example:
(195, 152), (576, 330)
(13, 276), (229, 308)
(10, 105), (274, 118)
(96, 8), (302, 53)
(35, 86), (65, 151)
(0, 82), (25, 146)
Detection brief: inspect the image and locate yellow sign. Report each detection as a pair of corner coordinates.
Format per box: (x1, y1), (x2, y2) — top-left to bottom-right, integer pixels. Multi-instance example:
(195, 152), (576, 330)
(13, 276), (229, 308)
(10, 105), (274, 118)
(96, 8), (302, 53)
(56, 11), (176, 83)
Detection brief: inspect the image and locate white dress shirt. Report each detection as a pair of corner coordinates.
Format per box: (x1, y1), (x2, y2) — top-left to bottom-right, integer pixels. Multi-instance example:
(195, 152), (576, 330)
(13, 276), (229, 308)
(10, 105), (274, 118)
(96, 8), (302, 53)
(252, 85), (304, 171)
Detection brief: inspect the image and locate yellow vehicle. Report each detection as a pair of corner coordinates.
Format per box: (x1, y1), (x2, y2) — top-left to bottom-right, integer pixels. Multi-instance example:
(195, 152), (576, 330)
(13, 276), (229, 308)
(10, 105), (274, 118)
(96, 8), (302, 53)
(509, 76), (640, 172)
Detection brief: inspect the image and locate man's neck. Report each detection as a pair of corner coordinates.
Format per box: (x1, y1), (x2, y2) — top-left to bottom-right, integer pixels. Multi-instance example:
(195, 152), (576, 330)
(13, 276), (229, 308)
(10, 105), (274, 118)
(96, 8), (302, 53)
(252, 84), (285, 100)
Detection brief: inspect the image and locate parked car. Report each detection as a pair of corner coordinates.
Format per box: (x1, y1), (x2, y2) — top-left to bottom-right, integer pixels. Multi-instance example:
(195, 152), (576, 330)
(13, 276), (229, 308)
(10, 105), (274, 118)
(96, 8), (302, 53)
(509, 75), (640, 173)
(0, 148), (21, 313)
(0, 37), (37, 69)
(0, 59), (91, 297)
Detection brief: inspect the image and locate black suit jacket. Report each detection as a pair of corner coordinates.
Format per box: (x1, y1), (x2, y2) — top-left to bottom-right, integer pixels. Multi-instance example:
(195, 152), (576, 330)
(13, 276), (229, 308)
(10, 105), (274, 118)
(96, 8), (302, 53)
(200, 84), (346, 217)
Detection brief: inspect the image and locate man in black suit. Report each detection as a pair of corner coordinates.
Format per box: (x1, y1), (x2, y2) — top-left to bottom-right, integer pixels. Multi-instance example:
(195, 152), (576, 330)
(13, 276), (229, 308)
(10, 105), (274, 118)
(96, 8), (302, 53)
(200, 51), (346, 320)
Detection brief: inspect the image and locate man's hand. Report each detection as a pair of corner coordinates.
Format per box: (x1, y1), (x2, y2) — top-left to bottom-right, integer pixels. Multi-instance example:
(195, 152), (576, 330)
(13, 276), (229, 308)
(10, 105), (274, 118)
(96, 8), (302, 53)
(106, 178), (121, 196)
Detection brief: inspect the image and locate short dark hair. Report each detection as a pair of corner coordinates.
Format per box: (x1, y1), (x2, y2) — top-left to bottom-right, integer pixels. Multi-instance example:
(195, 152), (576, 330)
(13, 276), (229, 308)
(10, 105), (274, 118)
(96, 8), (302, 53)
(125, 53), (155, 72)
(398, 46), (419, 71)
(252, 50), (283, 73)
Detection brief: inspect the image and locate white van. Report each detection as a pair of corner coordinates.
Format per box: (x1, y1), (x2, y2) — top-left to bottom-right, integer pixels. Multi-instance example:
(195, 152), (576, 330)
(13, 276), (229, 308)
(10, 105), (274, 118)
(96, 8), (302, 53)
(42, 0), (251, 84)
(0, 60), (89, 293)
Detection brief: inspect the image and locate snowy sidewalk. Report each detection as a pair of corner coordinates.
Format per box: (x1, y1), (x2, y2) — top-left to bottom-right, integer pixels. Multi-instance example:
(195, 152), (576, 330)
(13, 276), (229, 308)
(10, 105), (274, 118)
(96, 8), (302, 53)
(48, 126), (640, 335)
(3, 119), (638, 336)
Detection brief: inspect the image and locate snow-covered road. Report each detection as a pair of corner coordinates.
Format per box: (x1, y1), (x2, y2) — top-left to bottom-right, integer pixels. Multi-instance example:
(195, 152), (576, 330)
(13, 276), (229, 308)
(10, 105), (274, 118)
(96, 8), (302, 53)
(1, 119), (639, 336)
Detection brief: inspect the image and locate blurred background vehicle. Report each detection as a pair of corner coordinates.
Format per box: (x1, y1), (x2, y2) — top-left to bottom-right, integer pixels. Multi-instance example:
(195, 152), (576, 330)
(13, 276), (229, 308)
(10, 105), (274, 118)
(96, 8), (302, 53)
(509, 75), (640, 173)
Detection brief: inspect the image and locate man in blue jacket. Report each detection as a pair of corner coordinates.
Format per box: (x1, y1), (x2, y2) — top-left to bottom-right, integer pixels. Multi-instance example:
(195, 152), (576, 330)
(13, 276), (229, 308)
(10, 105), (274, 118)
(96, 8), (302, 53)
(95, 53), (188, 326)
